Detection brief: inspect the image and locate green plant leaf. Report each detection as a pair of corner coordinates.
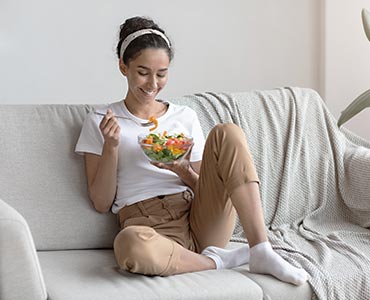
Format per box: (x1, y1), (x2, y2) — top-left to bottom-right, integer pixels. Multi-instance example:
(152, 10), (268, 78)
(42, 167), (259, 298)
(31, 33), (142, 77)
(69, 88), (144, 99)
(337, 89), (370, 127)
(362, 8), (370, 42)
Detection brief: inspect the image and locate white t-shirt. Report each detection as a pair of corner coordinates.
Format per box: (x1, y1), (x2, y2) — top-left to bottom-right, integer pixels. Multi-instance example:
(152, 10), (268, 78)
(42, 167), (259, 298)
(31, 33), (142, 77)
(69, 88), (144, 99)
(75, 100), (205, 214)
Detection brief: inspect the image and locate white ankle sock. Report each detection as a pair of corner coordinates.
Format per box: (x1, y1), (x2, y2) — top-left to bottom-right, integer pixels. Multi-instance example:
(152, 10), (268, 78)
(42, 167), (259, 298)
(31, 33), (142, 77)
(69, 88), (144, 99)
(201, 244), (250, 269)
(249, 241), (308, 286)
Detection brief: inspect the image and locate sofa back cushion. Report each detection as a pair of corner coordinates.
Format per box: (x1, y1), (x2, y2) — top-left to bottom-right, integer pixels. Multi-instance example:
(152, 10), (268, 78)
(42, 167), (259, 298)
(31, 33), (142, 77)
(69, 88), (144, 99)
(0, 105), (119, 250)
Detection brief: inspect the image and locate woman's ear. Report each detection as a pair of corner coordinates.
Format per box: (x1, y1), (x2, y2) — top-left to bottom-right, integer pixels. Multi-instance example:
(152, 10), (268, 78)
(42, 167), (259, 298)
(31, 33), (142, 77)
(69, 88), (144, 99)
(119, 59), (127, 76)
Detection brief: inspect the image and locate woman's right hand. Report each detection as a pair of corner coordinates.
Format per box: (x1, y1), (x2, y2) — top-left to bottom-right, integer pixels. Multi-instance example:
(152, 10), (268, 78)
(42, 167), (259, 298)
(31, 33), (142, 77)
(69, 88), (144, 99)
(99, 109), (121, 147)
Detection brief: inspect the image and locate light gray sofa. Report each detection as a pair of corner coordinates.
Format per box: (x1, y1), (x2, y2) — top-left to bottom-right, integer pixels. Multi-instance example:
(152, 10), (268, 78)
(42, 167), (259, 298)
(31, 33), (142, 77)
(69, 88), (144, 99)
(2, 87), (369, 300)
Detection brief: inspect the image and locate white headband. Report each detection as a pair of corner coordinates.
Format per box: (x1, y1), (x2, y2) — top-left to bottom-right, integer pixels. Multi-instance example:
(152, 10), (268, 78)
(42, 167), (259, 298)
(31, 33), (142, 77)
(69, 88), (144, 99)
(120, 29), (171, 59)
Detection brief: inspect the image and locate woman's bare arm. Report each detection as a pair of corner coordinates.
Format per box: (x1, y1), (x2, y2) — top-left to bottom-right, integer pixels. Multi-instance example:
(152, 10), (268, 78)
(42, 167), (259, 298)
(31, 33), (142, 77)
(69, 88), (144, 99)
(85, 109), (121, 213)
(85, 145), (119, 213)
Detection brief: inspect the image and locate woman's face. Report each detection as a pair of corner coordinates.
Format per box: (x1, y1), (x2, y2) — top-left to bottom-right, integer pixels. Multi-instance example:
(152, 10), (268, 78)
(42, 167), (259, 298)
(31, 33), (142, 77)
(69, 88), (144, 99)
(120, 48), (170, 103)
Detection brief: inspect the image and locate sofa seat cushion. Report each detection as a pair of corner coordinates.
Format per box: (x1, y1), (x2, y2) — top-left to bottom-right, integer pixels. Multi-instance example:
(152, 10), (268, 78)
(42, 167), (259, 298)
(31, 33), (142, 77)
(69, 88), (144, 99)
(38, 249), (263, 300)
(234, 267), (312, 300)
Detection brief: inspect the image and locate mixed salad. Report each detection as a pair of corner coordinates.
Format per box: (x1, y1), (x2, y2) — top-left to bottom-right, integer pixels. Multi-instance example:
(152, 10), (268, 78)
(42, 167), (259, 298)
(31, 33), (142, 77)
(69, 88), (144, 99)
(139, 131), (193, 163)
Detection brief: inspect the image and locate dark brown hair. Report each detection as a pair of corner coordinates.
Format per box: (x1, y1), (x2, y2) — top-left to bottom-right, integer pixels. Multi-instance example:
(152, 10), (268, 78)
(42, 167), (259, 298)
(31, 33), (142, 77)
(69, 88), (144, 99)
(116, 16), (173, 64)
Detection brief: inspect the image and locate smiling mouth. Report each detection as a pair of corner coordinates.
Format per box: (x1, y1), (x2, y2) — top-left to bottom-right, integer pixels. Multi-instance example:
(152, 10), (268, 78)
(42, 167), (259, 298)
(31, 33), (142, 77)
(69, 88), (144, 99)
(141, 88), (156, 95)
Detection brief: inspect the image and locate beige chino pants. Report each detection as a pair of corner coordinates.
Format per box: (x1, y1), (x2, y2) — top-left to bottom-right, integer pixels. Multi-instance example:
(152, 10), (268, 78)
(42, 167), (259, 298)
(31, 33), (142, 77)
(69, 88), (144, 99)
(114, 123), (259, 276)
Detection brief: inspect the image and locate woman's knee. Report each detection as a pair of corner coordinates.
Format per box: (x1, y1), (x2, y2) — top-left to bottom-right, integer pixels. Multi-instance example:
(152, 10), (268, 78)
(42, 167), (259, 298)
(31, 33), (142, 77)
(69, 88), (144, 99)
(212, 122), (240, 133)
(113, 225), (176, 275)
(114, 226), (156, 270)
(209, 123), (247, 146)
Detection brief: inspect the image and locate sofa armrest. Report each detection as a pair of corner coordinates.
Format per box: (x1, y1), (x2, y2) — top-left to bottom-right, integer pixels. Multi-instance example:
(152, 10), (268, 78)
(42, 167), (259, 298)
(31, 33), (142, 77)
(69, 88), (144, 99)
(0, 198), (47, 300)
(341, 144), (370, 227)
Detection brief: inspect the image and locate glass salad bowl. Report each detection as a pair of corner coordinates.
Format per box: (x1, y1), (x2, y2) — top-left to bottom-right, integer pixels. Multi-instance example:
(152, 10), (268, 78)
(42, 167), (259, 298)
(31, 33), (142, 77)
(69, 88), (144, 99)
(138, 132), (193, 164)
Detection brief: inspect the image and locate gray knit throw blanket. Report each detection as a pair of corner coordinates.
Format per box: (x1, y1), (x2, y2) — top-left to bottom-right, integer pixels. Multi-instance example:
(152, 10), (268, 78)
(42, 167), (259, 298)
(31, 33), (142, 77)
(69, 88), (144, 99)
(172, 87), (370, 300)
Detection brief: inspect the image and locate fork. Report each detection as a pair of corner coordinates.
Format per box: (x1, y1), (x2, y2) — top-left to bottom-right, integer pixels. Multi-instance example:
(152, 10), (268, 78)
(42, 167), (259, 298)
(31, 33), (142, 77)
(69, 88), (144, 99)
(93, 111), (154, 127)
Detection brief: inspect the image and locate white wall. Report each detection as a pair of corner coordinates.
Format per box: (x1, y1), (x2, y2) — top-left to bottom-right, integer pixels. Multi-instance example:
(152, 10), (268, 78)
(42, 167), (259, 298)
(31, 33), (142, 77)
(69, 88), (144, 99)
(324, 0), (370, 140)
(0, 0), (320, 105)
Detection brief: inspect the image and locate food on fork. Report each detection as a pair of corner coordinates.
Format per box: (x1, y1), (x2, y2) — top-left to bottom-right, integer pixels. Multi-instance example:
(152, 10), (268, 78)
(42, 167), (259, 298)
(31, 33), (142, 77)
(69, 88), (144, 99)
(148, 116), (158, 131)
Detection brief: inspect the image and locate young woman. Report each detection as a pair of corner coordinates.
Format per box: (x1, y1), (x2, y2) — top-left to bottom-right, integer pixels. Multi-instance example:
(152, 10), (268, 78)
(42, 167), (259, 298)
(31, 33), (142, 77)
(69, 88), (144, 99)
(75, 16), (308, 285)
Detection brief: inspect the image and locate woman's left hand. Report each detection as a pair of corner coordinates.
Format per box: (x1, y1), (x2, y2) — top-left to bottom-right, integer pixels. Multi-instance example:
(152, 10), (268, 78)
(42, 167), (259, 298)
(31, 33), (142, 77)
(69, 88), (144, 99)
(151, 145), (199, 191)
(151, 145), (193, 178)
